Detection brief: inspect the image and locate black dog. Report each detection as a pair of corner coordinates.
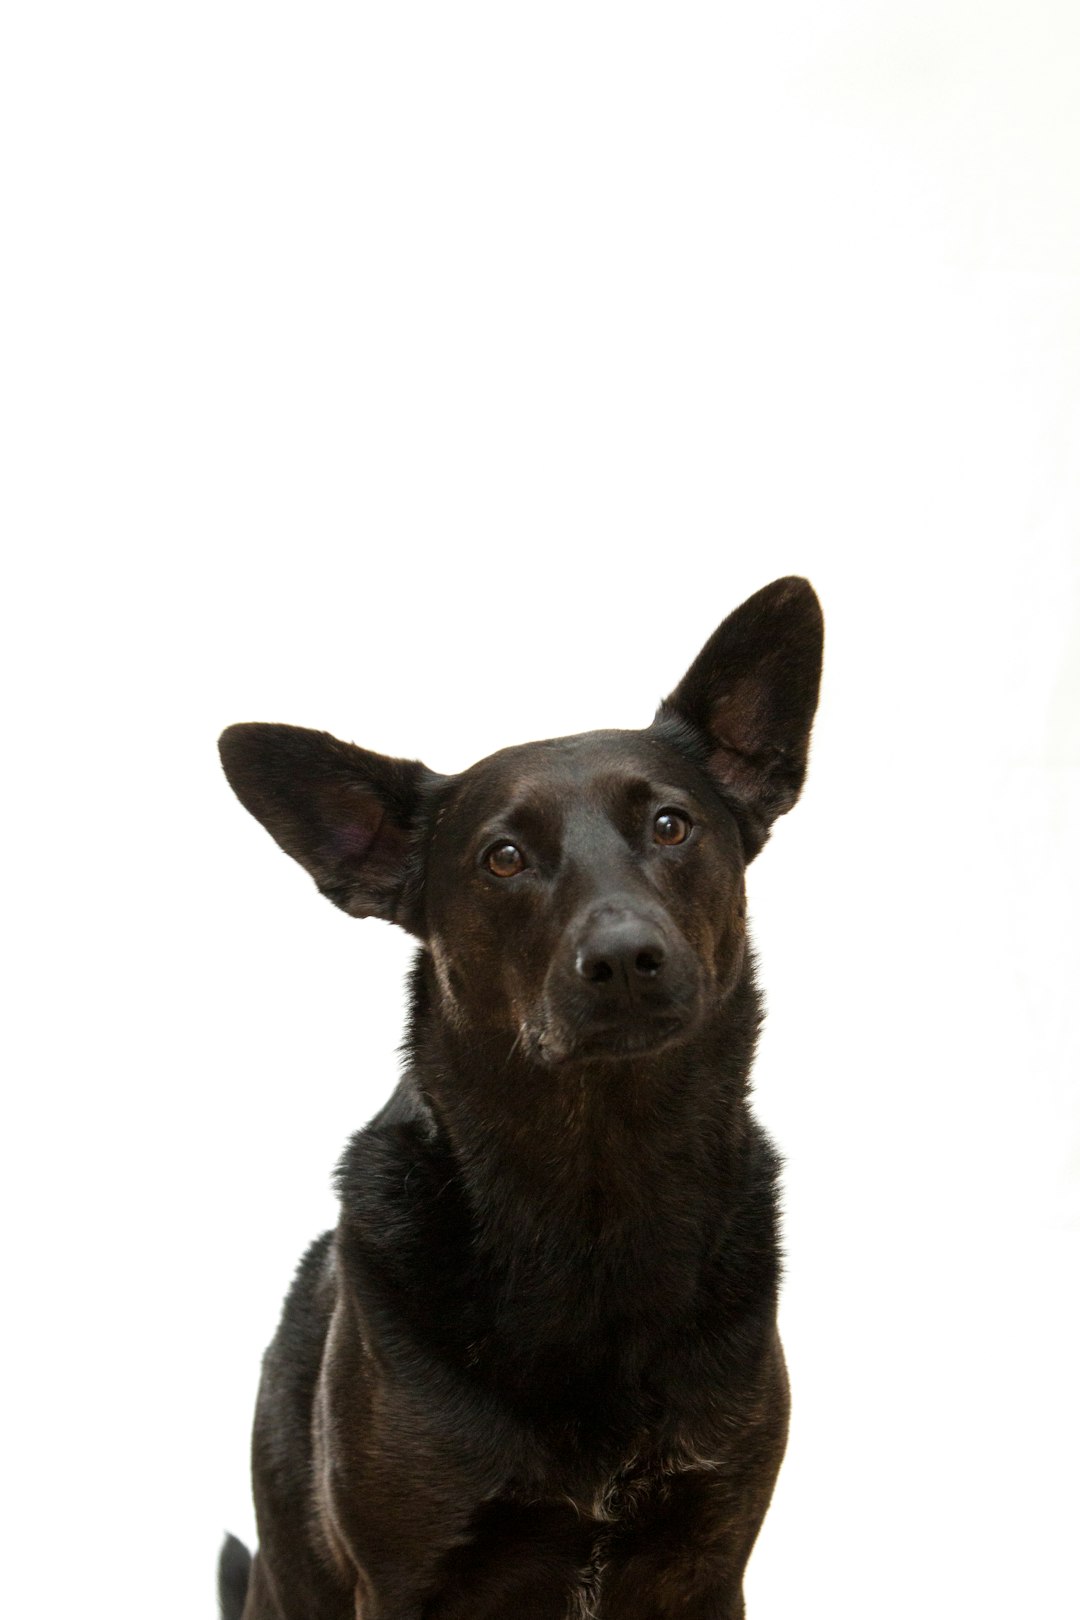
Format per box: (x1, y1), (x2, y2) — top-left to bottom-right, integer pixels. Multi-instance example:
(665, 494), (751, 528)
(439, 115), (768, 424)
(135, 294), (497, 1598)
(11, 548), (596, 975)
(217, 576), (823, 1619)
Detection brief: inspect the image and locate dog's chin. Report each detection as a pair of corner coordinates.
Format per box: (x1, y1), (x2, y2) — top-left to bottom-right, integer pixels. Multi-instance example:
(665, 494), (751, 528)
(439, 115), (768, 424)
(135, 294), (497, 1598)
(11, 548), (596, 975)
(532, 1013), (694, 1069)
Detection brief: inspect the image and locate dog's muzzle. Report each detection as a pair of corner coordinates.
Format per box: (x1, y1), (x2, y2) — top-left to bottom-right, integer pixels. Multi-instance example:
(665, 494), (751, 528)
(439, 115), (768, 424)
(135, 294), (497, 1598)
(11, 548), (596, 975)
(533, 903), (703, 1065)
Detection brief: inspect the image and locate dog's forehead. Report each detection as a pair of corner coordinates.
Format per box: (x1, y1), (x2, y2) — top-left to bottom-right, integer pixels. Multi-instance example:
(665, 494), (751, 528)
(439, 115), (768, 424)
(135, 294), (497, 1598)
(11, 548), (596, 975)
(447, 729), (698, 824)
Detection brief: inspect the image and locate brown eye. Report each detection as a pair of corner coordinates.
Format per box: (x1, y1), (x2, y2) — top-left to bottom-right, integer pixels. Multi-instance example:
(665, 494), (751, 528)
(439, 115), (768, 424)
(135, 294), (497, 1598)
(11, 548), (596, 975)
(654, 809), (692, 847)
(486, 842), (526, 877)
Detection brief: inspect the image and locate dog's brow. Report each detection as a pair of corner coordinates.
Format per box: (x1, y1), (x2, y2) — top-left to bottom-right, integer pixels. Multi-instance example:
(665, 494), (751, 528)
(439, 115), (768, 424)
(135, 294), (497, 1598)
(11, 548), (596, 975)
(493, 770), (661, 824)
(606, 774), (657, 804)
(477, 794), (563, 843)
(590, 773), (681, 814)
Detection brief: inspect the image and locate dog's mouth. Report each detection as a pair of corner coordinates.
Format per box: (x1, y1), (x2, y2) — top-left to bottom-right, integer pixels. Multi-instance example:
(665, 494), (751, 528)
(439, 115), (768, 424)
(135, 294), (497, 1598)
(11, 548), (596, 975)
(529, 1010), (693, 1068)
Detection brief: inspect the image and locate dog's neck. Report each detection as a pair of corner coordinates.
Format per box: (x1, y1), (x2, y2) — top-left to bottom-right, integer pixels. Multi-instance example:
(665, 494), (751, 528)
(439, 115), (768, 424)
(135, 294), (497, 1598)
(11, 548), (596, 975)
(404, 953), (765, 1318)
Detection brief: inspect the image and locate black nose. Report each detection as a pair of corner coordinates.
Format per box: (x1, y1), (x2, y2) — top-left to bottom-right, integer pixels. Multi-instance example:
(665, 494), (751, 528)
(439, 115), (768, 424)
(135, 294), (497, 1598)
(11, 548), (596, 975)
(575, 916), (666, 990)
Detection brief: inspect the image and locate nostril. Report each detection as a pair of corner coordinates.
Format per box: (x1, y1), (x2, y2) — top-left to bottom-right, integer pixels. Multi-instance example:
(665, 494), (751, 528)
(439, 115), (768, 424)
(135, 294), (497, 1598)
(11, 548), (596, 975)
(635, 948), (664, 977)
(576, 932), (667, 986)
(577, 953), (614, 984)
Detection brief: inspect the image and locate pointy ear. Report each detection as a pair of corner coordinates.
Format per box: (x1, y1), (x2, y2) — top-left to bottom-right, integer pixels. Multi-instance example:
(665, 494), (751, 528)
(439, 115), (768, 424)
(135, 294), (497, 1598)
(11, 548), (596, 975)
(218, 723), (440, 932)
(658, 576), (823, 858)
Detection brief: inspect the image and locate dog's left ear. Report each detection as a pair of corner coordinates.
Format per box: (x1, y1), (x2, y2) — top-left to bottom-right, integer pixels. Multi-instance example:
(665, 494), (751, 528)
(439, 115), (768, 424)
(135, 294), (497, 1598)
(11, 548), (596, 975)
(659, 576), (823, 858)
(218, 722), (441, 932)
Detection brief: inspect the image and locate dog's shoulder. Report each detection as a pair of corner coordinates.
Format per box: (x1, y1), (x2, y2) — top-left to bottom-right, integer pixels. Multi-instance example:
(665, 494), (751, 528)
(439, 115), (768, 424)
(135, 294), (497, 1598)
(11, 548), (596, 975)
(335, 1081), (454, 1225)
(333, 1081), (476, 1318)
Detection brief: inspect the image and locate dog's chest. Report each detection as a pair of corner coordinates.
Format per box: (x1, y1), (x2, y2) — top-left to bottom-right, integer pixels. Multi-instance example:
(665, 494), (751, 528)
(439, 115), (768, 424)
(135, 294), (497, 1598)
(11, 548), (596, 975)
(339, 1088), (768, 1469)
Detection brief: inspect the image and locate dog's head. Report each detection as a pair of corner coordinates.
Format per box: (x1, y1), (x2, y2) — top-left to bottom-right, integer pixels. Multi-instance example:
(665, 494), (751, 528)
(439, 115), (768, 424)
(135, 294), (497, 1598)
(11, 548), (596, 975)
(219, 577), (822, 1066)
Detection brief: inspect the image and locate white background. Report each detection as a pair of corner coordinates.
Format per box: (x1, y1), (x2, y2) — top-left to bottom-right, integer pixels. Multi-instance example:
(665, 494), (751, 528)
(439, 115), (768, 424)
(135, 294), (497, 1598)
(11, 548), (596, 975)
(4, 4), (1078, 1616)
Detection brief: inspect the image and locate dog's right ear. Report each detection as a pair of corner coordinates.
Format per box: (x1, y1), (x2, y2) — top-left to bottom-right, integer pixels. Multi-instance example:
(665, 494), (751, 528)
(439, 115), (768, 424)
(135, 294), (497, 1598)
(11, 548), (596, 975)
(658, 576), (823, 859)
(218, 723), (440, 932)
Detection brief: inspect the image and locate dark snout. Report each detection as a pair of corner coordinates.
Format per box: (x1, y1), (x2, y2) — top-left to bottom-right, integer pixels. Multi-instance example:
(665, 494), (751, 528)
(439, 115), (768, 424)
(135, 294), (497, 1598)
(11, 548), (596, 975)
(540, 900), (703, 1064)
(575, 910), (668, 1000)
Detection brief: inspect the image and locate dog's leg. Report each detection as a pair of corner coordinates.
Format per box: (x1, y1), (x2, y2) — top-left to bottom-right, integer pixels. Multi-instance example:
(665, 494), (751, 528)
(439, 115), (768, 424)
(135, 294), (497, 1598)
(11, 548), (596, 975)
(314, 1297), (519, 1620)
(595, 1467), (771, 1620)
(597, 1459), (786, 1619)
(596, 1341), (789, 1620)
(421, 1499), (598, 1620)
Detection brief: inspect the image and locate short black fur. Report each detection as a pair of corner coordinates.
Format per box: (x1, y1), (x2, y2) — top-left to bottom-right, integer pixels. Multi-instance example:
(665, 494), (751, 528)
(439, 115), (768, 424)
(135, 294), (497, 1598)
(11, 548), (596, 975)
(217, 577), (823, 1619)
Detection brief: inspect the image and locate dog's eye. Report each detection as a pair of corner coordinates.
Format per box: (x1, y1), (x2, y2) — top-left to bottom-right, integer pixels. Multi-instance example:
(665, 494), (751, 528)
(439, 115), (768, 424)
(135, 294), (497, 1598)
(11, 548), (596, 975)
(485, 842), (527, 878)
(654, 809), (692, 846)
